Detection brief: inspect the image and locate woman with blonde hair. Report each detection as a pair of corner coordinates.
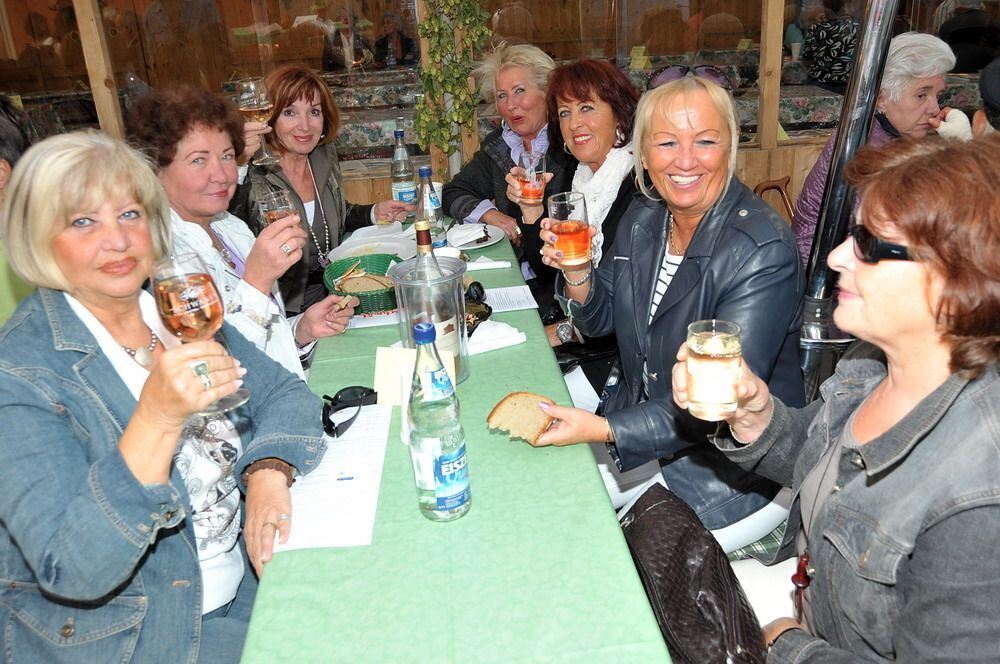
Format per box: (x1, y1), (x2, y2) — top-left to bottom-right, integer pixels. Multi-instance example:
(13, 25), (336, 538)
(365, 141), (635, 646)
(0, 131), (325, 661)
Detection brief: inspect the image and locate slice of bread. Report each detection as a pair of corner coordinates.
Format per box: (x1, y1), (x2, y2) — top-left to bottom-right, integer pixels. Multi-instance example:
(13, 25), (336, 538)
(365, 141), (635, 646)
(487, 392), (555, 444)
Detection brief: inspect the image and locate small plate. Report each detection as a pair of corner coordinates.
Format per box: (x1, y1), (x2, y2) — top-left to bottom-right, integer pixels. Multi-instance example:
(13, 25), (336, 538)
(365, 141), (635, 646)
(327, 237), (416, 262)
(447, 224), (505, 250)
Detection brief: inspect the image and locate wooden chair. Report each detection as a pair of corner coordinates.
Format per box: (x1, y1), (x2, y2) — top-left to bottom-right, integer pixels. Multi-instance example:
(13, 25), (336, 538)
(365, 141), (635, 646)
(754, 175), (794, 222)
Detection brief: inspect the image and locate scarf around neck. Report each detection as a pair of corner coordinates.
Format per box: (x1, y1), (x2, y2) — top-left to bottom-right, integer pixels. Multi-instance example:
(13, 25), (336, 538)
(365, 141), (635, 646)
(571, 143), (634, 265)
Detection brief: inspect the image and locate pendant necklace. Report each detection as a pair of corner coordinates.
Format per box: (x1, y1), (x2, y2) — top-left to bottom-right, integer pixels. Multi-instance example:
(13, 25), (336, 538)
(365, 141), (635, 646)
(122, 326), (160, 368)
(210, 229), (237, 270)
(307, 161), (332, 268)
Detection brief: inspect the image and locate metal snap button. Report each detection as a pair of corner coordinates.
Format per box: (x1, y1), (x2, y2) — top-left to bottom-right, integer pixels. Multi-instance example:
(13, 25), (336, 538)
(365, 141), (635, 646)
(60, 619), (74, 638)
(738, 209), (748, 217)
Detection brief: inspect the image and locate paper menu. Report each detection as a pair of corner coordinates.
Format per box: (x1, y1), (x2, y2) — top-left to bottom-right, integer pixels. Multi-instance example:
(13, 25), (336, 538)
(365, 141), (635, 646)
(483, 285), (538, 312)
(273, 404), (392, 551)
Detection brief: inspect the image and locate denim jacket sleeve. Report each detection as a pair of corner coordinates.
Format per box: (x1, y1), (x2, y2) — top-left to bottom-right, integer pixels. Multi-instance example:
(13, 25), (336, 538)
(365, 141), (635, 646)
(0, 372), (186, 601)
(223, 325), (326, 489)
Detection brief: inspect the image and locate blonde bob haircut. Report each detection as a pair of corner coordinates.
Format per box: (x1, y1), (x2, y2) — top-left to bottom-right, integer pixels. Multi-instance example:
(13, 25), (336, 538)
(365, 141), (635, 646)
(476, 42), (555, 109)
(633, 76), (739, 200)
(1, 130), (172, 291)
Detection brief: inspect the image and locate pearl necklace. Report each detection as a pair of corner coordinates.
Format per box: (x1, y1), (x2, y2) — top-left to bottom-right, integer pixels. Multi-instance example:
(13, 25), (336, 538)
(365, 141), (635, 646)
(122, 327), (160, 368)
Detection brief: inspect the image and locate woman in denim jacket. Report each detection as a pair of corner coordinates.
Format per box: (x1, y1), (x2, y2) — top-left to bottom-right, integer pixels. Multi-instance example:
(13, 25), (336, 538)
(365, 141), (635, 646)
(674, 135), (1000, 660)
(0, 132), (326, 663)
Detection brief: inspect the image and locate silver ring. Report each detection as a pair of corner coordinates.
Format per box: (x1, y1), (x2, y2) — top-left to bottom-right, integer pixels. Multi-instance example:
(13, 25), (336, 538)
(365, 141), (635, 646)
(278, 513), (290, 521)
(192, 361), (209, 377)
(280, 242), (293, 256)
(199, 373), (212, 391)
(514, 227), (522, 235)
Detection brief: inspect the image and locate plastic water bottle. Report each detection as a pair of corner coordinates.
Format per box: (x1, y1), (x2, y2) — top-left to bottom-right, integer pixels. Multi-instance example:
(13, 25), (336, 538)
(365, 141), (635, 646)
(391, 129), (417, 219)
(408, 322), (470, 521)
(415, 165), (446, 248)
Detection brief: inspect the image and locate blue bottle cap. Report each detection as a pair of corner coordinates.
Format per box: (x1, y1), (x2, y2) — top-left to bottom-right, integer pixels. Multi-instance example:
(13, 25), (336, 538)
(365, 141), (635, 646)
(413, 322), (435, 343)
(418, 165), (432, 177)
(394, 129), (405, 138)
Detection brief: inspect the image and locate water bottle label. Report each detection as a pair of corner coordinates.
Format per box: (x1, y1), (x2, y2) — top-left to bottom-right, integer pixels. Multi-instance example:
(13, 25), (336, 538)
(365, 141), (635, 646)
(392, 183), (417, 204)
(434, 443), (469, 510)
(431, 236), (447, 248)
(428, 190), (441, 209)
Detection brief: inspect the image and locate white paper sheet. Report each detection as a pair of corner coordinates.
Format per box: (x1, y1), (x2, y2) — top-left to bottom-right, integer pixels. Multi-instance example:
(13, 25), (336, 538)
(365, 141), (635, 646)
(347, 310), (401, 329)
(483, 285), (538, 312)
(274, 404), (392, 551)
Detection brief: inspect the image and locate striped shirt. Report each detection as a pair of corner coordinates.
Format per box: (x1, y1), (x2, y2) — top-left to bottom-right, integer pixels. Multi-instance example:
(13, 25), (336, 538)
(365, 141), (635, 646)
(642, 242), (683, 395)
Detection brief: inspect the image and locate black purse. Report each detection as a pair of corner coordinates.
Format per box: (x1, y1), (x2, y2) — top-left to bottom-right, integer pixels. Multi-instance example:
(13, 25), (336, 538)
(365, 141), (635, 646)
(620, 484), (765, 664)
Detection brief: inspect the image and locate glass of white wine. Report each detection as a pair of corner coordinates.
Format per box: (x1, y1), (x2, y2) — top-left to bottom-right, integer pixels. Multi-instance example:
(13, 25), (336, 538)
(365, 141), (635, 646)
(153, 253), (250, 414)
(685, 319), (742, 421)
(238, 78), (279, 167)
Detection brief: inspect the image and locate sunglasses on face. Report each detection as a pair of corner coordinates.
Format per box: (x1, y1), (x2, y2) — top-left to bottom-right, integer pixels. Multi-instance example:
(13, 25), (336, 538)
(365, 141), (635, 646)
(648, 65), (732, 91)
(322, 386), (378, 438)
(849, 224), (912, 264)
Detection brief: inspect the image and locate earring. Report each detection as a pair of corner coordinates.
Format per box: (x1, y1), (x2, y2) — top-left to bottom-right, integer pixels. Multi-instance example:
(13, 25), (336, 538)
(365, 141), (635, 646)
(615, 126), (626, 145)
(563, 142), (572, 154)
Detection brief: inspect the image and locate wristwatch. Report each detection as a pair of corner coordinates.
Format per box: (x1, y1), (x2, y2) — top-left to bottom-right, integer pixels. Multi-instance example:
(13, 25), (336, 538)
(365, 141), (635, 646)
(556, 319), (575, 344)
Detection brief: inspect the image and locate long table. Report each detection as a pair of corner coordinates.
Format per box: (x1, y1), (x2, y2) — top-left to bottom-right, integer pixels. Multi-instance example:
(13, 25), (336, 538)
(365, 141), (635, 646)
(241, 238), (669, 662)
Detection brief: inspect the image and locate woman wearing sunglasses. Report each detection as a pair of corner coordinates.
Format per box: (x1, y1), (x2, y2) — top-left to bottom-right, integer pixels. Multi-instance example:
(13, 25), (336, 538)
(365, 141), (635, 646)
(674, 135), (1000, 660)
(534, 71), (805, 554)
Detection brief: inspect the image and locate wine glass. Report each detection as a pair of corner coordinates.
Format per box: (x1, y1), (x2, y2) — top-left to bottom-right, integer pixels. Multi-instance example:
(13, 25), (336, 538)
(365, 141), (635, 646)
(258, 189), (295, 226)
(153, 253), (250, 414)
(238, 78), (279, 166)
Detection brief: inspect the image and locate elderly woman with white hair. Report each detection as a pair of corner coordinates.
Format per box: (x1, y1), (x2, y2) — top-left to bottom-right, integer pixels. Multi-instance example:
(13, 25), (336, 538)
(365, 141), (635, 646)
(531, 71), (806, 553)
(792, 31), (957, 265)
(442, 43), (573, 302)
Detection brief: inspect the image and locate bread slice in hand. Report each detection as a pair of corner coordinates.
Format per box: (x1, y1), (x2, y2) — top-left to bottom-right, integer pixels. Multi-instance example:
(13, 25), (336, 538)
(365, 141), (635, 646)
(487, 391), (555, 444)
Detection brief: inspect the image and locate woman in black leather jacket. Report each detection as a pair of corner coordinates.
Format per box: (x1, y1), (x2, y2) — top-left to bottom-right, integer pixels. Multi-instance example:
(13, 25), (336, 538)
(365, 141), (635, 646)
(536, 73), (805, 550)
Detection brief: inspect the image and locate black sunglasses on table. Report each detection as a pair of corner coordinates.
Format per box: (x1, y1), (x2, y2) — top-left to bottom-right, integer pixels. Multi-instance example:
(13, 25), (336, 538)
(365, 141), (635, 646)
(849, 224), (912, 264)
(322, 386), (378, 438)
(648, 64), (732, 91)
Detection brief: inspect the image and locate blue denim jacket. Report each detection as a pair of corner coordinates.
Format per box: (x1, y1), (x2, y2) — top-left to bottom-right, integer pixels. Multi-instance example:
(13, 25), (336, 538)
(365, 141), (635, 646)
(0, 289), (326, 663)
(720, 357), (1000, 662)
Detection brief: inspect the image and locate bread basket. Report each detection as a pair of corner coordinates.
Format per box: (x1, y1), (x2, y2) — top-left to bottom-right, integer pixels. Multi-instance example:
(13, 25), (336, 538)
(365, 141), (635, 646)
(323, 253), (402, 314)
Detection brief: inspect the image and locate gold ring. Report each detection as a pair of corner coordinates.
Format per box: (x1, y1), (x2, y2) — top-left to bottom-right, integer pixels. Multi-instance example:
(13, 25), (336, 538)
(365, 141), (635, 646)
(262, 521), (277, 529)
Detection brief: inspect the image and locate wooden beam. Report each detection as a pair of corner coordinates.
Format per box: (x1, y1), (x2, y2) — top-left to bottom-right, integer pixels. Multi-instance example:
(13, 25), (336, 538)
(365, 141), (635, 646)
(758, 0), (785, 150)
(0, 0), (15, 60)
(73, 0), (124, 137)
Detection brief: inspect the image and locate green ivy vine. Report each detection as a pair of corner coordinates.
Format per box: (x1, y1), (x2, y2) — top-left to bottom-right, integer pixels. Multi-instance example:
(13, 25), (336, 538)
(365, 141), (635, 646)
(414, 0), (491, 157)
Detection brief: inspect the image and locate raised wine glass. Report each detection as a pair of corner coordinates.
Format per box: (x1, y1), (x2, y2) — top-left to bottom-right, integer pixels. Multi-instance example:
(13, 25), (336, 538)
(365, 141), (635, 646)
(153, 253), (250, 414)
(238, 78), (279, 166)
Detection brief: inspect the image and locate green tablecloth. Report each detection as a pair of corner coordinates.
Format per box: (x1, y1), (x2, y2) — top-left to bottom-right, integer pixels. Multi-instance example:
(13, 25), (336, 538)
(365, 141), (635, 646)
(241, 239), (669, 663)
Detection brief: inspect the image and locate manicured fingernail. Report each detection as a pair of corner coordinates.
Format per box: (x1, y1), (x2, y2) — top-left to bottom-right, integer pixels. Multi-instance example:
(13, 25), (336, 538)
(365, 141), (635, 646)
(234, 359), (243, 367)
(233, 379), (244, 388)
(539, 402), (551, 411)
(555, 251), (563, 259)
(238, 367), (248, 376)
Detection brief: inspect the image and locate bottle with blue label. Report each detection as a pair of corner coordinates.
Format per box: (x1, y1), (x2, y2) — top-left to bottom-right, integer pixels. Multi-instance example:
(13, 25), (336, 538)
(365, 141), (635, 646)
(415, 165), (446, 248)
(408, 322), (470, 521)
(390, 129), (417, 218)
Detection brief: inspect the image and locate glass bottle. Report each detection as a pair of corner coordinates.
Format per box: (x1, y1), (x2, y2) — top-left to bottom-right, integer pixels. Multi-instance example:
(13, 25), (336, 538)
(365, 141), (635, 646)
(390, 129), (416, 219)
(407, 321), (470, 521)
(415, 165), (446, 248)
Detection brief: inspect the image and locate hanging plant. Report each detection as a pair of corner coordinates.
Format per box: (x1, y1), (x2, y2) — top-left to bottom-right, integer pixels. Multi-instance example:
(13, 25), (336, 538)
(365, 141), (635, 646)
(414, 0), (491, 158)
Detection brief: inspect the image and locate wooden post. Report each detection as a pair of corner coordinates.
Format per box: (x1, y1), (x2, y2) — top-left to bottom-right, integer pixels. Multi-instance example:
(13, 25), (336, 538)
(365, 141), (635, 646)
(73, 0), (124, 138)
(758, 0), (785, 151)
(416, 0), (450, 177)
(0, 1), (15, 60)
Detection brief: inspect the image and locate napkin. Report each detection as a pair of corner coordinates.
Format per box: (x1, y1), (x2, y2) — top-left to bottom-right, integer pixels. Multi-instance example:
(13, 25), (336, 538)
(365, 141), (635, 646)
(449, 224), (491, 247)
(466, 256), (511, 271)
(466, 319), (526, 355)
(350, 222), (403, 240)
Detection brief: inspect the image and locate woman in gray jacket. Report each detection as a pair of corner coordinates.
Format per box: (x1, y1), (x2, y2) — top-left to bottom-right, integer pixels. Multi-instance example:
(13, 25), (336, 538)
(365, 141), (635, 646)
(675, 135), (1000, 660)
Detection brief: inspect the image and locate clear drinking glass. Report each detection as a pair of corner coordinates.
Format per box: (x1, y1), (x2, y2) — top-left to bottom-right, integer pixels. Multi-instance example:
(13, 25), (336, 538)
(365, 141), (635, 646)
(517, 151), (546, 205)
(153, 253), (250, 414)
(548, 192), (590, 267)
(258, 189), (295, 226)
(685, 319), (742, 421)
(238, 78), (279, 166)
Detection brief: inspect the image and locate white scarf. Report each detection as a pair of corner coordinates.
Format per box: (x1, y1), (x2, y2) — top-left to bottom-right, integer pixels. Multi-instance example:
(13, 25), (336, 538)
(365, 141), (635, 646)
(572, 143), (634, 265)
